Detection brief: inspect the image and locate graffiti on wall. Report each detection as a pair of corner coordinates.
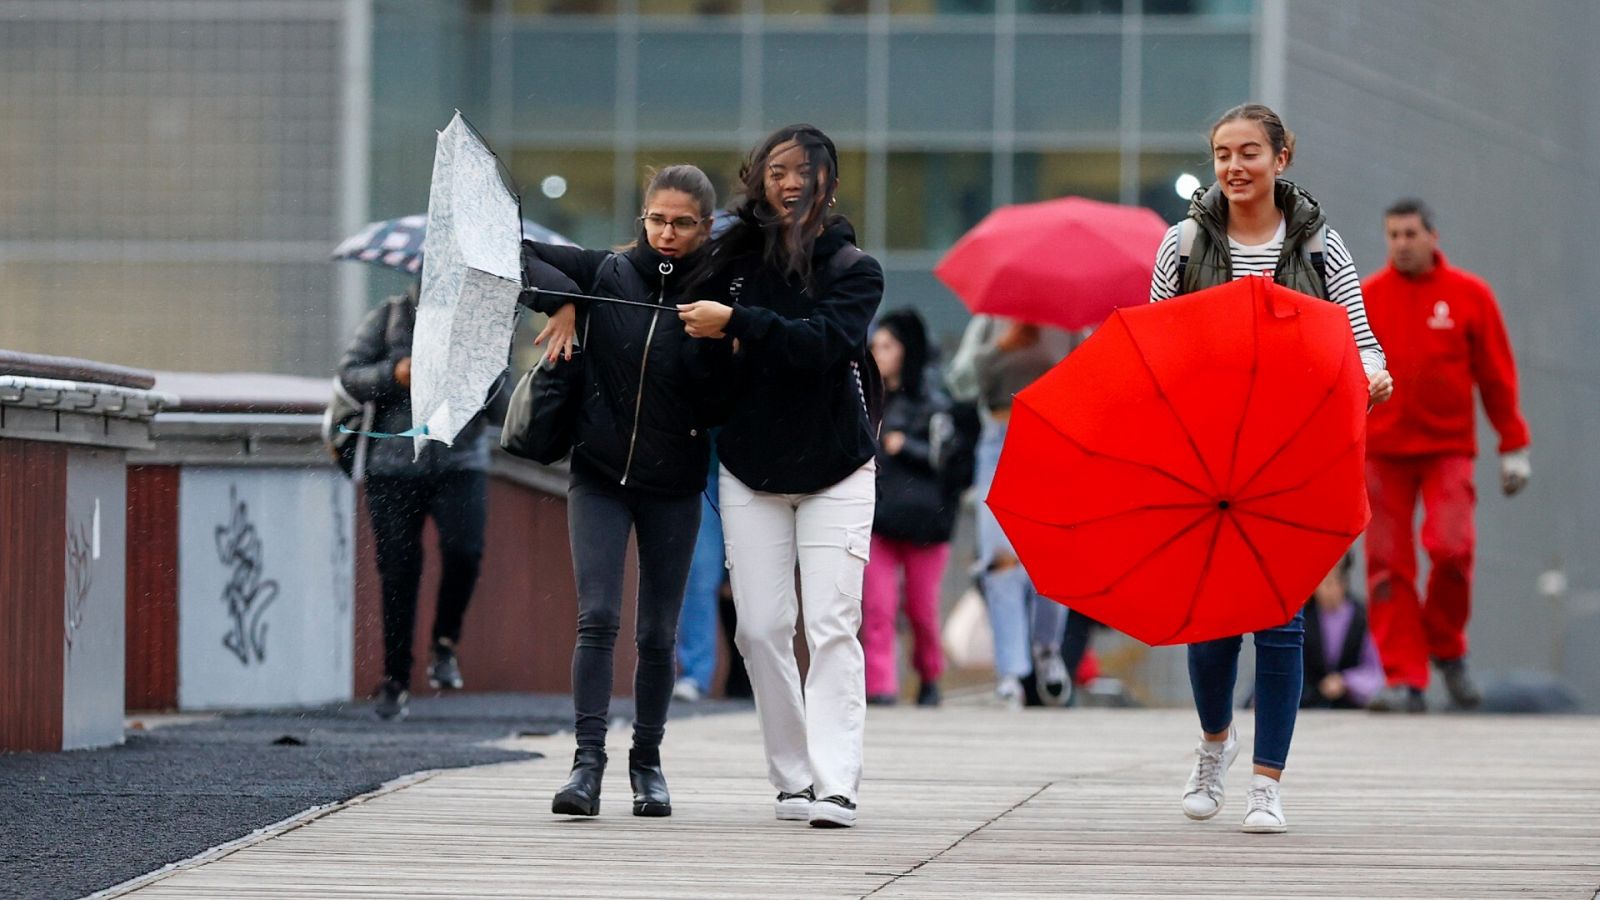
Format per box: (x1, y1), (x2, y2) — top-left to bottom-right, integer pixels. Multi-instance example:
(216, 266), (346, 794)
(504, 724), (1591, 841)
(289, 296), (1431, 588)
(64, 518), (93, 653)
(215, 485), (279, 665)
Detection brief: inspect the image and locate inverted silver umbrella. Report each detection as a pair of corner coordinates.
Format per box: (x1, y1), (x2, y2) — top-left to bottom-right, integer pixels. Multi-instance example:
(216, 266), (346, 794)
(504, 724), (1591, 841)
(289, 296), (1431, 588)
(409, 111), (523, 456)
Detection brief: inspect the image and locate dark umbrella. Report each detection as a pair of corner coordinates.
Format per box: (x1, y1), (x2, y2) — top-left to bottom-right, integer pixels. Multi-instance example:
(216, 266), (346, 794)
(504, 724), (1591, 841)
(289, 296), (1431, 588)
(333, 216), (575, 276)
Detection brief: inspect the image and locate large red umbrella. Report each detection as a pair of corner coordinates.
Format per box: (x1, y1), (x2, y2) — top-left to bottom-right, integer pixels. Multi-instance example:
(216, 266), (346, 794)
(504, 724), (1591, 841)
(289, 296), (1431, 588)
(935, 196), (1168, 330)
(986, 276), (1370, 646)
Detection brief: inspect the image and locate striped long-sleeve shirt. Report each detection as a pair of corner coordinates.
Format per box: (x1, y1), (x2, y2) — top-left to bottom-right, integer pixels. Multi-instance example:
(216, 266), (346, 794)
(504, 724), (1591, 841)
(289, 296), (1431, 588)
(1149, 219), (1386, 375)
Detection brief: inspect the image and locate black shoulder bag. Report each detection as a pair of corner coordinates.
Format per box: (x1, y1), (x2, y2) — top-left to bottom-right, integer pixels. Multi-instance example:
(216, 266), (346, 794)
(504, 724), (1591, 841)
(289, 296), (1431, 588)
(500, 256), (610, 464)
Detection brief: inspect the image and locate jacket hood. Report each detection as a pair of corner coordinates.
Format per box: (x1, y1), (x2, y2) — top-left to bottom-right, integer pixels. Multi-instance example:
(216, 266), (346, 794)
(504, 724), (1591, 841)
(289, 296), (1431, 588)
(1190, 179), (1326, 243)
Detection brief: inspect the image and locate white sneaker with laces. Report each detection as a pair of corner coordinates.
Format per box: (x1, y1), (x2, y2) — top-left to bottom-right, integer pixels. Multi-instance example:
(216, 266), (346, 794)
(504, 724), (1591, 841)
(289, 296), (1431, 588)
(1181, 728), (1239, 820)
(1242, 774), (1288, 833)
(995, 676), (1024, 711)
(672, 677), (702, 703)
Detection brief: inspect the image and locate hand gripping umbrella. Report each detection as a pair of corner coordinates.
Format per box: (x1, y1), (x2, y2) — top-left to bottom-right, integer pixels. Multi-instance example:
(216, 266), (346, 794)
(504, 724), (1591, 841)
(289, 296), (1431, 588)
(408, 111), (525, 456)
(985, 276), (1371, 646)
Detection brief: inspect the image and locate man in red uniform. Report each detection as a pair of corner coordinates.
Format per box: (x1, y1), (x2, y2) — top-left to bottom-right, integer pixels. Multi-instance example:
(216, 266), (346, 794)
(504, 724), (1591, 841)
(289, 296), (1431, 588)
(1361, 199), (1532, 712)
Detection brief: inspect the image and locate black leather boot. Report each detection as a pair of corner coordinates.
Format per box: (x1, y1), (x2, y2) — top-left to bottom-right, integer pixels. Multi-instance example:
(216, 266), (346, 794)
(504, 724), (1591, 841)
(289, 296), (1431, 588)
(629, 746), (671, 817)
(551, 747), (606, 816)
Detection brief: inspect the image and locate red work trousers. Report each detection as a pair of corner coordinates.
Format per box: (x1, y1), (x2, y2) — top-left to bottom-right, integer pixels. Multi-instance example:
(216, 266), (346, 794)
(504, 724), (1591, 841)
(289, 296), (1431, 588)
(1363, 455), (1476, 689)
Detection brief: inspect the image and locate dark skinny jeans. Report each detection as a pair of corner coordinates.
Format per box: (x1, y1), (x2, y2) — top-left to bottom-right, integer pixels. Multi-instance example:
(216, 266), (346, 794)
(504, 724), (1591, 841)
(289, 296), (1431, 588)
(1188, 608), (1306, 771)
(568, 467), (701, 751)
(366, 471), (487, 689)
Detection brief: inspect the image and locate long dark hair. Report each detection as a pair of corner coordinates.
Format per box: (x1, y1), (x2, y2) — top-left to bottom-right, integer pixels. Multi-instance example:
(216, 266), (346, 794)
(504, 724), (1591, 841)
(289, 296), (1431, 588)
(714, 124), (844, 289)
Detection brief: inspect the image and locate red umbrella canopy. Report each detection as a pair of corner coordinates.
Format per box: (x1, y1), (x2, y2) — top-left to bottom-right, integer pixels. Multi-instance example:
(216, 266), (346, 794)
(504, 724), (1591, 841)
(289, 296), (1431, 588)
(935, 196), (1169, 331)
(986, 276), (1371, 646)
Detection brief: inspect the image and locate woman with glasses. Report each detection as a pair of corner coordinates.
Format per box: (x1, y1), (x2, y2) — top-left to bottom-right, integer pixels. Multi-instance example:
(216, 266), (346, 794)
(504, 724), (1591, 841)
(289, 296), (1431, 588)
(520, 165), (731, 819)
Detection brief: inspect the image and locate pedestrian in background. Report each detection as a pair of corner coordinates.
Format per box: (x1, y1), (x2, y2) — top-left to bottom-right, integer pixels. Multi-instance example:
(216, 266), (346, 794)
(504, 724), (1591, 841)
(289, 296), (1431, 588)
(1149, 103), (1392, 833)
(861, 308), (976, 708)
(521, 164), (730, 818)
(1361, 198), (1532, 713)
(1301, 555), (1385, 709)
(677, 124), (883, 829)
(947, 315), (1071, 708)
(338, 280), (495, 721)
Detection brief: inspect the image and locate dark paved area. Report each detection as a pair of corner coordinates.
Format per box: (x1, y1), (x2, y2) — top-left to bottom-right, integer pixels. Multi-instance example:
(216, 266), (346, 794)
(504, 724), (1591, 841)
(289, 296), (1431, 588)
(1, 692), (748, 900)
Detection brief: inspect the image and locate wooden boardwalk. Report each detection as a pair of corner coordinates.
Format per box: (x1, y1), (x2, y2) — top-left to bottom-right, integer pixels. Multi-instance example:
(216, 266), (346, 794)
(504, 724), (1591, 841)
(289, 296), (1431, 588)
(111, 705), (1599, 899)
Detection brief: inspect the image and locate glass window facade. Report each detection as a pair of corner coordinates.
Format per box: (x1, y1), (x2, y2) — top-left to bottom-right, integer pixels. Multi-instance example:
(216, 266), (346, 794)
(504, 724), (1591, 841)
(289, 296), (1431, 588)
(366, 1), (1258, 345)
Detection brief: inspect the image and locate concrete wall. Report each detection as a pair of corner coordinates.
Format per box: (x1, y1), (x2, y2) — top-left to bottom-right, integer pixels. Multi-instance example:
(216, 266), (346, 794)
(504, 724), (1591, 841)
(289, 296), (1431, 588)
(1277, 0), (1600, 706)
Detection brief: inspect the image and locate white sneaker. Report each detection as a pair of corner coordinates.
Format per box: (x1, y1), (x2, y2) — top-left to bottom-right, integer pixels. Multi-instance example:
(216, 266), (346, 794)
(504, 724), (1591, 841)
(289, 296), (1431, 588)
(1242, 774), (1288, 833)
(1181, 728), (1240, 820)
(1033, 645), (1071, 707)
(774, 787), (813, 821)
(995, 676), (1024, 711)
(672, 677), (702, 703)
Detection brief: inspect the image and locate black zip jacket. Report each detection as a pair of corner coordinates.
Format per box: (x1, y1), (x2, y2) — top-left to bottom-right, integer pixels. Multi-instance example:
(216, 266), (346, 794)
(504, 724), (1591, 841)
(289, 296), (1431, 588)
(522, 239), (730, 496)
(700, 219), (885, 495)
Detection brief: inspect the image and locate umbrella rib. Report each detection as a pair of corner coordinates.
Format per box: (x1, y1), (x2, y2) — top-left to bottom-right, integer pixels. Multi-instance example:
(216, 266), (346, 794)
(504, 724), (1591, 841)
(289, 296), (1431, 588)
(1154, 512), (1229, 645)
(1018, 399), (1214, 500)
(1234, 436), (1363, 505)
(990, 505), (1218, 598)
(1225, 513), (1297, 620)
(1231, 507), (1364, 539)
(1120, 328), (1224, 496)
(1223, 297), (1263, 494)
(986, 499), (1214, 531)
(1230, 348), (1355, 499)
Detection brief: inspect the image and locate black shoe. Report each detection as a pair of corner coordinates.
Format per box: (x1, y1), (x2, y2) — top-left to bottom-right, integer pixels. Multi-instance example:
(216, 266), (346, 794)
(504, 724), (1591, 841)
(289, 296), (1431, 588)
(552, 747), (606, 816)
(866, 693), (898, 707)
(1434, 656), (1482, 710)
(373, 678), (409, 721)
(1368, 683), (1426, 713)
(808, 795), (857, 828)
(427, 639), (464, 690)
(628, 747), (671, 817)
(916, 681), (941, 707)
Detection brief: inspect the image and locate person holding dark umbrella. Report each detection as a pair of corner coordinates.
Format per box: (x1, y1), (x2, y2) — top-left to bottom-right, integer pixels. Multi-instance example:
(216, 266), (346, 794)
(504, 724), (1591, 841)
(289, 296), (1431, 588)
(1148, 104), (1392, 833)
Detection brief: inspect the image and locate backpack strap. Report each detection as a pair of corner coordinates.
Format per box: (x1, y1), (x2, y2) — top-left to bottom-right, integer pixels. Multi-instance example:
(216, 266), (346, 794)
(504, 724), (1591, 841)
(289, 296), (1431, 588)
(1304, 223), (1329, 288)
(1175, 218), (1198, 287)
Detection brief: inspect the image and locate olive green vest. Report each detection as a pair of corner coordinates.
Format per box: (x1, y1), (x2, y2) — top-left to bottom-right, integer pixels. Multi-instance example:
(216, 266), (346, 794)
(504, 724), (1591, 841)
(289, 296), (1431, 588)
(1177, 180), (1330, 300)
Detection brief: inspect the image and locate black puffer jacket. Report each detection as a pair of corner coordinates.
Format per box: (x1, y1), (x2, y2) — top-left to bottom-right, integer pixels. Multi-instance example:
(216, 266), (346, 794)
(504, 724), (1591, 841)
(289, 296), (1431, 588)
(337, 285), (496, 478)
(522, 239), (731, 496)
(701, 219), (885, 494)
(871, 310), (977, 545)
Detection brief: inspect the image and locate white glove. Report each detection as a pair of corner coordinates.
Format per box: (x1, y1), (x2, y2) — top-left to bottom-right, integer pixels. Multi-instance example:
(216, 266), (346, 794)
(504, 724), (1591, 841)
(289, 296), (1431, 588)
(1500, 449), (1531, 497)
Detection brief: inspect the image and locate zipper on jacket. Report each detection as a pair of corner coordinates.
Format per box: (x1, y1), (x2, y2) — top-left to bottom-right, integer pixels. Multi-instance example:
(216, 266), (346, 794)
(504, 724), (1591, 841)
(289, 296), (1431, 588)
(620, 260), (671, 485)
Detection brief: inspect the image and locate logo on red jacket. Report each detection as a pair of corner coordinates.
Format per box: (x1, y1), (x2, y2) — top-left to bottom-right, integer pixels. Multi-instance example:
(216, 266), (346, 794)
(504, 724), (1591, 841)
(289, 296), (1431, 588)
(1427, 300), (1455, 330)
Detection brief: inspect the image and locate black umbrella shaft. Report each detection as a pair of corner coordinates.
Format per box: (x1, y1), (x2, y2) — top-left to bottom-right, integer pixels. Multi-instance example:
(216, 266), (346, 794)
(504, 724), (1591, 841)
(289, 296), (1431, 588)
(525, 287), (666, 311)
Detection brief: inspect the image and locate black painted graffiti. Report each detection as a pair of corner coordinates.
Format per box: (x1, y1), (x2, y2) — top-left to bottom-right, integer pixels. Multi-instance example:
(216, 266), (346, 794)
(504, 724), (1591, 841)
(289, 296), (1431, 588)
(216, 485), (279, 665)
(64, 519), (93, 653)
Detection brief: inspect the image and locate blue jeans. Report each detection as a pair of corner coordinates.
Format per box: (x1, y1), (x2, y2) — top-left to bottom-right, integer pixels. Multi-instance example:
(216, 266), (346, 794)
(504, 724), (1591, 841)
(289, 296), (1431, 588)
(974, 417), (1065, 679)
(676, 457), (723, 694)
(1188, 609), (1306, 770)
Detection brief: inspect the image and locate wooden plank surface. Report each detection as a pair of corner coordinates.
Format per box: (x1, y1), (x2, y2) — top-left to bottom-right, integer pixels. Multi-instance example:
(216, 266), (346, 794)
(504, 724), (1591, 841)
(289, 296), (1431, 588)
(119, 705), (1600, 899)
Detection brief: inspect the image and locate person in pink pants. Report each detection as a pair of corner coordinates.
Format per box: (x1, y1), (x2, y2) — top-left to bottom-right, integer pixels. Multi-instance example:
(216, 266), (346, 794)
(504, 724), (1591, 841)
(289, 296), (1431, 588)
(861, 309), (977, 706)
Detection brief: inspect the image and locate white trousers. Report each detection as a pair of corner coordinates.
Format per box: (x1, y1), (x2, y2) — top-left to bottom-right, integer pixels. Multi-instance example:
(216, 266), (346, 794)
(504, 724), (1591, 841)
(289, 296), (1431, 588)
(720, 461), (875, 802)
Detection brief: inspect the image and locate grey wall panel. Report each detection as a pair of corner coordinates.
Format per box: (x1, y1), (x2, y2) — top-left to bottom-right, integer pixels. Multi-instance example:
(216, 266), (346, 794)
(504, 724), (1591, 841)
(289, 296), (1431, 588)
(177, 468), (355, 710)
(1280, 0), (1600, 707)
(61, 448), (127, 751)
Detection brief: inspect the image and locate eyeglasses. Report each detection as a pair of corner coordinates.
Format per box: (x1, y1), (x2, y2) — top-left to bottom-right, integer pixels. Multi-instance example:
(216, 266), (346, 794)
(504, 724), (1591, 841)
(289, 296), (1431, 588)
(639, 214), (704, 232)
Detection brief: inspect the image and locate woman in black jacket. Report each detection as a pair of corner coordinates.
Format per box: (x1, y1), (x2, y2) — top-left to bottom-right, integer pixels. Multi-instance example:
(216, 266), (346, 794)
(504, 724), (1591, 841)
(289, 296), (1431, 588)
(677, 125), (884, 829)
(861, 308), (973, 709)
(520, 165), (729, 819)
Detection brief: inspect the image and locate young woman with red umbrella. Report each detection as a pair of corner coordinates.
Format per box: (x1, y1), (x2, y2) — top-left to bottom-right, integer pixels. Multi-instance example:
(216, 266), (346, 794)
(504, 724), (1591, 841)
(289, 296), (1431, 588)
(1149, 104), (1394, 833)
